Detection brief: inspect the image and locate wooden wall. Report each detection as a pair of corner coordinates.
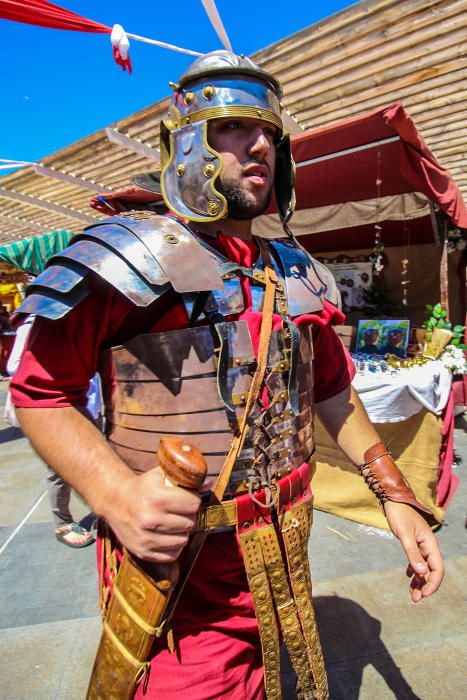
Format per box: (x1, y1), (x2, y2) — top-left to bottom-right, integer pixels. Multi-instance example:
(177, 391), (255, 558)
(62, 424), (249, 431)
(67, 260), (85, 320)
(254, 0), (467, 201)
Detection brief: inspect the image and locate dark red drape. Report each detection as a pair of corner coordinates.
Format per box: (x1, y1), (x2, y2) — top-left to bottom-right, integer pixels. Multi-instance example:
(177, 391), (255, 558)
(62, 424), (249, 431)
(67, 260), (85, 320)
(290, 102), (467, 230)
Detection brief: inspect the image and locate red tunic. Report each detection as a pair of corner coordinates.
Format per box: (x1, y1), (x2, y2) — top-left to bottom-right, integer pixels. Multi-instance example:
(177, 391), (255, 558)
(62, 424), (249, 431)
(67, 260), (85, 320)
(11, 234), (354, 699)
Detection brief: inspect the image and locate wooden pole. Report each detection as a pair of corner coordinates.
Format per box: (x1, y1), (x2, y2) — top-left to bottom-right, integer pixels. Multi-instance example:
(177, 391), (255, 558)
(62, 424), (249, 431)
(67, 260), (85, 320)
(439, 215), (450, 317)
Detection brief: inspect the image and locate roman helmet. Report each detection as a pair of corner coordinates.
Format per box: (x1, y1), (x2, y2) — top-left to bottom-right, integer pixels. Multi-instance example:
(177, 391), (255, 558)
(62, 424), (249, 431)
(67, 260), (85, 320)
(158, 50), (295, 226)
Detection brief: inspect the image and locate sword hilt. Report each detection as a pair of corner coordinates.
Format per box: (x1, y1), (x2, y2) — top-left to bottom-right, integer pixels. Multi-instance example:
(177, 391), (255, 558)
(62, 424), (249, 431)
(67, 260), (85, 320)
(152, 437), (208, 590)
(157, 436), (208, 490)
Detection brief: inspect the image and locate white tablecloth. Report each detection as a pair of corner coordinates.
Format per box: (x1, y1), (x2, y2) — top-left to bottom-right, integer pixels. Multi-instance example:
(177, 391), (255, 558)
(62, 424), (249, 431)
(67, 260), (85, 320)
(352, 360), (452, 423)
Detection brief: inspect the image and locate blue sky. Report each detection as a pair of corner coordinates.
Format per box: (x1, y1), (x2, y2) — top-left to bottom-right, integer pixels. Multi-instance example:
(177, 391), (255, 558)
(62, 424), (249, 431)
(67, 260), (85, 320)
(1, 0), (357, 167)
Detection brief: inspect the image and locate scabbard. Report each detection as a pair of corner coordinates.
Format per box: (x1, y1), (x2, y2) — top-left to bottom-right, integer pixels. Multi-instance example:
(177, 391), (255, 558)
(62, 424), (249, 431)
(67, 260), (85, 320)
(86, 552), (174, 700)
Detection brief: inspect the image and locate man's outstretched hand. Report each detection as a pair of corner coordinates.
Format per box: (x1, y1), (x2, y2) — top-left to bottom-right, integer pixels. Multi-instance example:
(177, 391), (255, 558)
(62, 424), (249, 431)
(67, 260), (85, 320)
(384, 501), (444, 602)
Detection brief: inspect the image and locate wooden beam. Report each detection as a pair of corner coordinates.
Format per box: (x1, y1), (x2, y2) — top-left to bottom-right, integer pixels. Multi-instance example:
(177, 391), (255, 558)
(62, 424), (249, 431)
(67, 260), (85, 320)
(256, 0), (442, 69)
(0, 188), (97, 224)
(277, 0), (465, 93)
(282, 109), (304, 134)
(290, 33), (467, 114)
(0, 212), (50, 233)
(105, 128), (161, 163)
(293, 68), (467, 128)
(33, 165), (113, 194)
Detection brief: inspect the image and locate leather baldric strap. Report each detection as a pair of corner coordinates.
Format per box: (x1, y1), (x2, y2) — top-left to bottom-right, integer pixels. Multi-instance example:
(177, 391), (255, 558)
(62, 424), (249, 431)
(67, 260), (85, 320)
(358, 442), (439, 527)
(212, 238), (278, 501)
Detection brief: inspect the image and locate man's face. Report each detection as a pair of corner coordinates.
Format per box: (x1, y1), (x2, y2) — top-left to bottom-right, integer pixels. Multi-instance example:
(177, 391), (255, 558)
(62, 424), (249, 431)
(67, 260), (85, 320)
(388, 331), (403, 346)
(365, 330), (379, 345)
(207, 117), (277, 220)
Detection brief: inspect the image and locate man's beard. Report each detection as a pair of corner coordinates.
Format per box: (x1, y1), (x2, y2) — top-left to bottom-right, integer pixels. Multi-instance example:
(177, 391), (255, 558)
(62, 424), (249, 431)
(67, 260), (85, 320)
(217, 174), (273, 220)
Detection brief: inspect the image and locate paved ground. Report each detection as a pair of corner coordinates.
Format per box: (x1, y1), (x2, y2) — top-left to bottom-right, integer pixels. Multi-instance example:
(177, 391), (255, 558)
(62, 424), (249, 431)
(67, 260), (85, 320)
(0, 380), (465, 699)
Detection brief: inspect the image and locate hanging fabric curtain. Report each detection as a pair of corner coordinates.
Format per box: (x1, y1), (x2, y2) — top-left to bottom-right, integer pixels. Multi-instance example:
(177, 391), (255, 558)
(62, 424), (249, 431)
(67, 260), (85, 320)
(0, 229), (74, 276)
(0, 0), (132, 71)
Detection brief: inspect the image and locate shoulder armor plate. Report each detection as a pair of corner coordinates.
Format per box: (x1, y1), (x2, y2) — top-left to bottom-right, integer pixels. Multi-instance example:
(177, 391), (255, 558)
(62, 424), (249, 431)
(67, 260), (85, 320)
(86, 214), (224, 293)
(17, 285), (90, 320)
(267, 238), (341, 315)
(309, 258), (341, 309)
(16, 213), (225, 321)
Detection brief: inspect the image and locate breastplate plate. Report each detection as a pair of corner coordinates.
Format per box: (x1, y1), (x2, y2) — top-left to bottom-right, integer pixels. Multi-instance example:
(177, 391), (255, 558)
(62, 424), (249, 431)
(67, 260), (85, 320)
(107, 320), (315, 497)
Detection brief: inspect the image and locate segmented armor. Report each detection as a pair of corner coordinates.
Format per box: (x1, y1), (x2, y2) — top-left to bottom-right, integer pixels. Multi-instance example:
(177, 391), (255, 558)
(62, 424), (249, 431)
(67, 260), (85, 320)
(19, 212), (339, 501)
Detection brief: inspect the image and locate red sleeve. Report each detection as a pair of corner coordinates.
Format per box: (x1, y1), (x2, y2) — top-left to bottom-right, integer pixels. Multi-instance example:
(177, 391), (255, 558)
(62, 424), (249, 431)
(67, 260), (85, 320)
(312, 324), (356, 402)
(10, 278), (191, 409)
(10, 283), (129, 409)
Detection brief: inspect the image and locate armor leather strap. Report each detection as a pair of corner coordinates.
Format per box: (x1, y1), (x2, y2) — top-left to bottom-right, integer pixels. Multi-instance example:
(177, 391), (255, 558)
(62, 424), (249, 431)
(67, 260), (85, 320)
(213, 239), (278, 499)
(212, 319), (235, 412)
(358, 442), (439, 527)
(282, 318), (301, 416)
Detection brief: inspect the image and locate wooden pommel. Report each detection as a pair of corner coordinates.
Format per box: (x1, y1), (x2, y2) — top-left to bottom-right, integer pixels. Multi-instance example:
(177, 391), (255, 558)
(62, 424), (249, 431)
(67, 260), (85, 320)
(158, 437), (208, 490)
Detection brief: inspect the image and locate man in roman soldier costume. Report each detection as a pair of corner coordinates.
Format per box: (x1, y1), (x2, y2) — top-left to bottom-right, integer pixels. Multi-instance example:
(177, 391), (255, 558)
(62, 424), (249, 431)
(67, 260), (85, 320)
(11, 51), (443, 699)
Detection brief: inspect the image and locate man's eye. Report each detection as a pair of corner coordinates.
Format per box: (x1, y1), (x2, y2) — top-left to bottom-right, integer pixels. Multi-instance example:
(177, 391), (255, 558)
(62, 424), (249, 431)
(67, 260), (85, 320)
(222, 120), (243, 130)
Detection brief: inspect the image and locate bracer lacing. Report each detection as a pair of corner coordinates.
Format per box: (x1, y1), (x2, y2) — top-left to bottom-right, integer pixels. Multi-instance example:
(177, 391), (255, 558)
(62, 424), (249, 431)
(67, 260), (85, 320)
(357, 451), (391, 504)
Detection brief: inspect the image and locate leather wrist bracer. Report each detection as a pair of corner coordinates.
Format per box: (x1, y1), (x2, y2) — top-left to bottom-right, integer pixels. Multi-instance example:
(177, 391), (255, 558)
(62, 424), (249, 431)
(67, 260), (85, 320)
(357, 442), (439, 527)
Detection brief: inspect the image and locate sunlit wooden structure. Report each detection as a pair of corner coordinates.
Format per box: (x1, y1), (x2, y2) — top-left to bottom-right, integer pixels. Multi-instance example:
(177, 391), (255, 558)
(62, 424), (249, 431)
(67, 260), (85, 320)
(0, 0), (465, 244)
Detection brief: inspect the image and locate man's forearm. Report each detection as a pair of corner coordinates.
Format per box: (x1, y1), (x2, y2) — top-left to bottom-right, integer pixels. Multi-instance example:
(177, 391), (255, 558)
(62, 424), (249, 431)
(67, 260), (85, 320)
(315, 385), (380, 464)
(315, 384), (438, 526)
(16, 406), (134, 520)
(16, 406), (203, 562)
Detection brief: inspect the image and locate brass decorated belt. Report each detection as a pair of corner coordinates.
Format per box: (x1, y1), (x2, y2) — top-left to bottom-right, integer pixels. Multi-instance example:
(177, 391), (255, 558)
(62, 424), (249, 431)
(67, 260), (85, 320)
(195, 456), (315, 533)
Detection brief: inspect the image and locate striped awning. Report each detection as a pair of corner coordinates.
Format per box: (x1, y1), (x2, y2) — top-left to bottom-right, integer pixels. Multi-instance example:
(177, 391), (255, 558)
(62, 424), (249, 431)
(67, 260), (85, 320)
(0, 229), (74, 275)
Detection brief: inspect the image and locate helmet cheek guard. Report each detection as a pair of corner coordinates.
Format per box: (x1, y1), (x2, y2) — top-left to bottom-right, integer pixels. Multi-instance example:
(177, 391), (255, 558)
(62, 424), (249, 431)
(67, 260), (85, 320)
(159, 51), (296, 227)
(161, 113), (227, 222)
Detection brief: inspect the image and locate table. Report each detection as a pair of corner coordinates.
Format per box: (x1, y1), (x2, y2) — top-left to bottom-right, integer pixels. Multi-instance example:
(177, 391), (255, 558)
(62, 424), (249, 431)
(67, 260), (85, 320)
(313, 360), (456, 529)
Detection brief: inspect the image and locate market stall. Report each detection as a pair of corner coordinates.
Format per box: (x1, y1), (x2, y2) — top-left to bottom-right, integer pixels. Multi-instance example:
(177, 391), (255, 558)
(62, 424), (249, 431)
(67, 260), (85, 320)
(0, 263), (26, 374)
(313, 360), (455, 529)
(254, 103), (466, 329)
(253, 103), (467, 526)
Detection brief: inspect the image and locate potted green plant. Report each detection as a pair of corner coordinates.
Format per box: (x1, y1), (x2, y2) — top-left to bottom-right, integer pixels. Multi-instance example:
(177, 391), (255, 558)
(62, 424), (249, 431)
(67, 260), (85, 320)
(423, 303), (466, 348)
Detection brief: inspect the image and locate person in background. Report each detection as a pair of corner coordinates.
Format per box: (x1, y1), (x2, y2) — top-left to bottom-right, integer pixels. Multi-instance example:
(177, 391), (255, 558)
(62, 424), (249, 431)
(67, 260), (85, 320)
(6, 315), (97, 548)
(0, 304), (11, 332)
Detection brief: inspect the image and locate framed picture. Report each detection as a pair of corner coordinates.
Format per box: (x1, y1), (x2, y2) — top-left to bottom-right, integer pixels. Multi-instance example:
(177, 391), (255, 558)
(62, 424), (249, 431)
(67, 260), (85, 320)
(355, 319), (411, 358)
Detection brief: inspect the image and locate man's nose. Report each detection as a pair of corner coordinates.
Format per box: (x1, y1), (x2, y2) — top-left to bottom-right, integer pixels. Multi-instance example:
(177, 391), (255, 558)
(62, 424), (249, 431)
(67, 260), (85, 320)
(248, 129), (271, 158)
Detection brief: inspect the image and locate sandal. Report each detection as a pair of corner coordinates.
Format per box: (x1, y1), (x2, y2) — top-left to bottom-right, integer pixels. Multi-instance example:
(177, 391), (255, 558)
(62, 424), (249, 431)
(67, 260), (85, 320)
(55, 522), (95, 549)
